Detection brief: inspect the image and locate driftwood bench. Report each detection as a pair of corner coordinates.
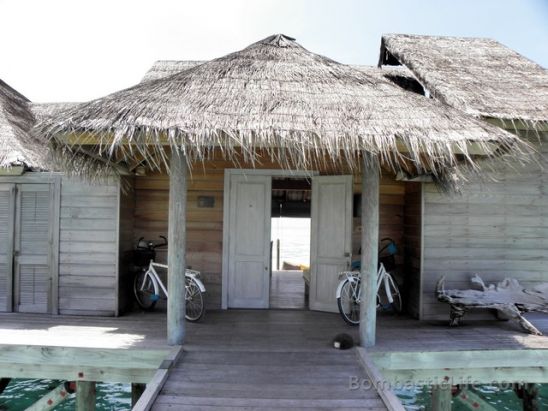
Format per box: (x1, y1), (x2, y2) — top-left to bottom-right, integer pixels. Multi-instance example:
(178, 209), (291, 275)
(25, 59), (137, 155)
(436, 275), (548, 335)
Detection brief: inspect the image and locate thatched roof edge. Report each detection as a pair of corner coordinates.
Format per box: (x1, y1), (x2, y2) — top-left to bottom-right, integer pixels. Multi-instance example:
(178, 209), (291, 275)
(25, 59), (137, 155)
(379, 34), (548, 131)
(38, 34), (533, 190)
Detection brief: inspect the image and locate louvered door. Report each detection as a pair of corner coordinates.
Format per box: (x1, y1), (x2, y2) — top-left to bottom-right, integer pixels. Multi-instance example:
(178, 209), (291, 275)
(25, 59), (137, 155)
(13, 184), (53, 313)
(0, 184), (16, 311)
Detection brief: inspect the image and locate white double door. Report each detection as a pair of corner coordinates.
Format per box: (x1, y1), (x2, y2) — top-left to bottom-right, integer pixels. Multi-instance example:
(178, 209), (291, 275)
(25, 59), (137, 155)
(224, 172), (352, 311)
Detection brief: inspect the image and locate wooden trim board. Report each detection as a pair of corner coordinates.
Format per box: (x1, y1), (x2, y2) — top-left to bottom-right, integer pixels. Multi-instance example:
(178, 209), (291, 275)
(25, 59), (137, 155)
(356, 347), (406, 411)
(132, 345), (183, 411)
(0, 344), (169, 384)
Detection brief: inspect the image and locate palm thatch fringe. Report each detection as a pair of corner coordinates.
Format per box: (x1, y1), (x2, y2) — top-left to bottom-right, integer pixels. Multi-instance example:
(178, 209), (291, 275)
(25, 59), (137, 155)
(31, 102), (122, 180)
(379, 34), (548, 131)
(39, 34), (531, 190)
(0, 80), (49, 169)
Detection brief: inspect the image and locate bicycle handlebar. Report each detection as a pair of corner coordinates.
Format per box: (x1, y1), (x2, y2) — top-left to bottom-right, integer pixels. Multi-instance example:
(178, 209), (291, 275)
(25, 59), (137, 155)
(136, 236), (168, 250)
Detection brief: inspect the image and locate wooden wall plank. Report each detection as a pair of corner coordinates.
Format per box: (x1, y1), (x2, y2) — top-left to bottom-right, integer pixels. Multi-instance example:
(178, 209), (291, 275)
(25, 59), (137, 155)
(421, 134), (548, 320)
(402, 183), (421, 318)
(58, 178), (119, 316)
(133, 163), (406, 310)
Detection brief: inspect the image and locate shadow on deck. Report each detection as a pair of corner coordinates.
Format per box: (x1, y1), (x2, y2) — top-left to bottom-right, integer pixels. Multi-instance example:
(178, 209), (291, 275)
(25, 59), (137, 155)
(0, 310), (545, 352)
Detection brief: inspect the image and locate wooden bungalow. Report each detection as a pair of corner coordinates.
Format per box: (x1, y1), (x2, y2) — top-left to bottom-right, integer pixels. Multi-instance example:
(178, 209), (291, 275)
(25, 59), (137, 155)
(379, 34), (548, 320)
(0, 34), (546, 411)
(36, 34), (526, 348)
(0, 83), (132, 316)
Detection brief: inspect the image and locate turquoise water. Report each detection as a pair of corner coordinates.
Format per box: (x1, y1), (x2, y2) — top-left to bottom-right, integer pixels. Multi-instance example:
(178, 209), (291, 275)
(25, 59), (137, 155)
(0, 379), (130, 410)
(396, 384), (548, 410)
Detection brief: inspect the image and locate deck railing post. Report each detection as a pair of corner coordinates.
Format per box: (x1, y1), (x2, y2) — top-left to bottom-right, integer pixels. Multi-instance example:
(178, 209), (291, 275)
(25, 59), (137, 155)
(131, 382), (147, 406)
(75, 381), (96, 411)
(167, 149), (187, 345)
(359, 152), (379, 347)
(431, 384), (452, 411)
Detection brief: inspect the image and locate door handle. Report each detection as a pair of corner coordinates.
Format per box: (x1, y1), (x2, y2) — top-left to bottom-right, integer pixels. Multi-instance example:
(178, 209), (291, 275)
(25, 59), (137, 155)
(13, 250), (20, 257)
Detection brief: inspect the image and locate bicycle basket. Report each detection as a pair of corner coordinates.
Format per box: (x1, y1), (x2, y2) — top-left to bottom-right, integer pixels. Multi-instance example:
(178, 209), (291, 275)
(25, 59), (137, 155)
(379, 254), (396, 271)
(133, 249), (155, 266)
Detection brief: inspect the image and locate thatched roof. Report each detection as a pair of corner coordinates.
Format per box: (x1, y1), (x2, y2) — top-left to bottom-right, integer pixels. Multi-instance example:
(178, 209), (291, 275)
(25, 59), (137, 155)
(0, 79), (48, 168)
(40, 34), (528, 182)
(31, 102), (81, 122)
(143, 60), (424, 94)
(141, 61), (204, 82)
(379, 34), (548, 127)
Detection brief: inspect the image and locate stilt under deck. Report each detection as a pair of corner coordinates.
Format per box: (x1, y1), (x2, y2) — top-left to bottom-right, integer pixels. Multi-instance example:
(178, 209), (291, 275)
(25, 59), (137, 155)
(0, 311), (547, 410)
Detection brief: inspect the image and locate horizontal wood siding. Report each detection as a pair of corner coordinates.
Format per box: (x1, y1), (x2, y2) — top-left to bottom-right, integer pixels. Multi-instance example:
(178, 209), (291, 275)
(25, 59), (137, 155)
(59, 179), (119, 316)
(134, 171), (224, 309)
(353, 174), (405, 276)
(421, 134), (548, 320)
(134, 164), (405, 310)
(402, 182), (421, 318)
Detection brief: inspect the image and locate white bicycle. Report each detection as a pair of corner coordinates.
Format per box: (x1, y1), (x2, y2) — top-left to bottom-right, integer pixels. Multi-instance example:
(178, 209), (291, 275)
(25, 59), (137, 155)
(336, 239), (402, 325)
(133, 237), (206, 322)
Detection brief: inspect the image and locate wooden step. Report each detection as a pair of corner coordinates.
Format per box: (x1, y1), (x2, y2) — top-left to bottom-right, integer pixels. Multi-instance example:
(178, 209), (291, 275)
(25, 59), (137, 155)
(153, 395), (385, 408)
(181, 350), (357, 366)
(161, 381), (381, 399)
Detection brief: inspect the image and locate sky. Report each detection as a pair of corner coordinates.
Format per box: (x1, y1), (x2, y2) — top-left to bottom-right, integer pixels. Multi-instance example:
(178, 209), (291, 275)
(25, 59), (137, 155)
(1, 0), (547, 103)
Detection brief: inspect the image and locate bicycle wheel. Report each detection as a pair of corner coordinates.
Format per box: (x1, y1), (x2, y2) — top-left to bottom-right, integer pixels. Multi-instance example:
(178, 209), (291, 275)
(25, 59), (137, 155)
(377, 274), (402, 313)
(185, 276), (205, 322)
(337, 279), (360, 326)
(134, 270), (159, 310)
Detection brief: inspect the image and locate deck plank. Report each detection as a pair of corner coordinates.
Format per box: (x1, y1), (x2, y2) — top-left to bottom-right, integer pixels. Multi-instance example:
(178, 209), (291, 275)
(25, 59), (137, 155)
(1, 309), (546, 410)
(152, 310), (386, 410)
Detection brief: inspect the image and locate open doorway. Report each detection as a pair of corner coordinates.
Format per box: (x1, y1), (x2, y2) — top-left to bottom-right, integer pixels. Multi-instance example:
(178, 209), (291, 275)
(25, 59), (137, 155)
(270, 178), (311, 309)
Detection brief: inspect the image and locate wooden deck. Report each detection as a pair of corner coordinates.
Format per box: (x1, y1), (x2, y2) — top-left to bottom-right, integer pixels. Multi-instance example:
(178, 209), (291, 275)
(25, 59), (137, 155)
(0, 311), (169, 350)
(269, 270), (306, 310)
(154, 310), (387, 410)
(373, 311), (548, 352)
(1, 310), (547, 409)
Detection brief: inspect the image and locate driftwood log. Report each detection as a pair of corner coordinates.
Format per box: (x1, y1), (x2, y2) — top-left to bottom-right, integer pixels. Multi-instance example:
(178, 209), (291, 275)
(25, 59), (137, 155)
(436, 275), (548, 335)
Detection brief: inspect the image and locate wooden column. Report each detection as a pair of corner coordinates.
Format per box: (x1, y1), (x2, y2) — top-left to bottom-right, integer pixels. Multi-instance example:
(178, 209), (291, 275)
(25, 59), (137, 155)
(522, 383), (540, 411)
(0, 378), (10, 395)
(431, 384), (452, 411)
(26, 382), (72, 411)
(75, 381), (96, 411)
(359, 153), (379, 347)
(131, 383), (146, 407)
(167, 149), (187, 345)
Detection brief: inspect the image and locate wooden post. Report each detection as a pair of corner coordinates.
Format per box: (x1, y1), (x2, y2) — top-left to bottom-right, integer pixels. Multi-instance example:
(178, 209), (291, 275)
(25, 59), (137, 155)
(276, 239), (280, 270)
(0, 378), (10, 395)
(25, 382), (72, 411)
(431, 384), (452, 411)
(131, 383), (146, 407)
(359, 153), (379, 347)
(522, 383), (539, 411)
(453, 386), (496, 411)
(75, 381), (96, 411)
(167, 149), (187, 345)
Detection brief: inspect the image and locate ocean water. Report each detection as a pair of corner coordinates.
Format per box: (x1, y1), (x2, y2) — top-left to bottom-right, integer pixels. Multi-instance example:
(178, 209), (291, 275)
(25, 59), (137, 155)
(271, 217), (311, 267)
(395, 384), (548, 410)
(0, 379), (130, 410)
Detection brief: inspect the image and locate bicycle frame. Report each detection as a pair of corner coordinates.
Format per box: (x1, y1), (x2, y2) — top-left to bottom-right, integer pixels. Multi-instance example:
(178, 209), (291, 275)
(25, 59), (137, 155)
(138, 261), (206, 298)
(377, 264), (395, 305)
(335, 263), (394, 304)
(336, 270), (361, 302)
